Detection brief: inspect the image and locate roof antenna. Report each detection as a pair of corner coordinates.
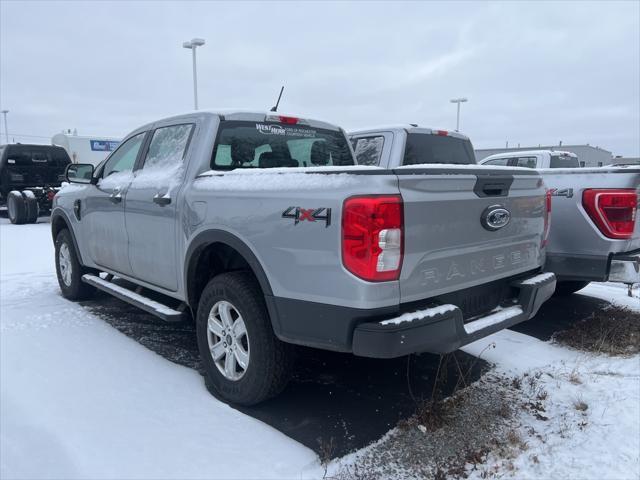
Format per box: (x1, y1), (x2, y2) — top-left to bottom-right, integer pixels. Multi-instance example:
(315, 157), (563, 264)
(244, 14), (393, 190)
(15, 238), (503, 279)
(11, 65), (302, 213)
(270, 86), (284, 112)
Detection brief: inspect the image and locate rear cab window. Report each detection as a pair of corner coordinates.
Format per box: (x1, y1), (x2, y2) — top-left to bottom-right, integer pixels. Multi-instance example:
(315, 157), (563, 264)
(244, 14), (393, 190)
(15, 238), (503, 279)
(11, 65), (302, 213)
(549, 154), (579, 168)
(484, 158), (509, 166)
(211, 120), (354, 170)
(403, 133), (476, 165)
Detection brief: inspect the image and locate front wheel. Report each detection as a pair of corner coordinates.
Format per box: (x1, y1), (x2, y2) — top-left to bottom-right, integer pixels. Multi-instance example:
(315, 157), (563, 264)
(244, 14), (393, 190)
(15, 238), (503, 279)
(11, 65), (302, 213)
(55, 229), (96, 300)
(196, 271), (295, 406)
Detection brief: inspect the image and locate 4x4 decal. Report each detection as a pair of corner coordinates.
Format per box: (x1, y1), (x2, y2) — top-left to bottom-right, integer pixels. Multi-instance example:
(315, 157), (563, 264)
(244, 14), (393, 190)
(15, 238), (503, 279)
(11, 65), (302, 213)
(282, 207), (332, 227)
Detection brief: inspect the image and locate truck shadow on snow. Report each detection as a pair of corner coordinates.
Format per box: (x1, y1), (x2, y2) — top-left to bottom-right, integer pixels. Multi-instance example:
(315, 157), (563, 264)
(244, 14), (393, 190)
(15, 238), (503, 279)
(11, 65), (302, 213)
(80, 289), (609, 458)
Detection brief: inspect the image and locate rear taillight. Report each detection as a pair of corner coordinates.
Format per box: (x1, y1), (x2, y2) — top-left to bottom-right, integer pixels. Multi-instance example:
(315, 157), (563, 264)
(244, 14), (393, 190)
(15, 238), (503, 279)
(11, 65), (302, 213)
(342, 195), (403, 282)
(583, 189), (637, 239)
(542, 189), (552, 248)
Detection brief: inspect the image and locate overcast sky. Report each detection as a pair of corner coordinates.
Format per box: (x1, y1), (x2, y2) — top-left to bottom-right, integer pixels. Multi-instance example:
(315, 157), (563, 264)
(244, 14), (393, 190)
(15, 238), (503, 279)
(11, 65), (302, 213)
(1, 1), (639, 156)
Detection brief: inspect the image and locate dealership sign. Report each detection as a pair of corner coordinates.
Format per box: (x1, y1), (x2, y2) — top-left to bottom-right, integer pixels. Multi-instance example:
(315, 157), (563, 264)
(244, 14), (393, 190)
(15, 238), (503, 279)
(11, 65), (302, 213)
(90, 140), (120, 152)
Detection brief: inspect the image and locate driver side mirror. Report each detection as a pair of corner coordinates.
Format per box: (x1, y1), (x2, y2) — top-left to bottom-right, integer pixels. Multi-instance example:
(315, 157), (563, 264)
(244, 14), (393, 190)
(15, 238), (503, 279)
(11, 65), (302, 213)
(66, 163), (96, 184)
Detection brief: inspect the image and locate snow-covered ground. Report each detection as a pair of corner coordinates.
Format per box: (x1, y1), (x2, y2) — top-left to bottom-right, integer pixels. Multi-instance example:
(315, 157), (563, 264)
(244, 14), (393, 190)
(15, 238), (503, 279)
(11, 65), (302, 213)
(1, 218), (638, 479)
(0, 218), (320, 479)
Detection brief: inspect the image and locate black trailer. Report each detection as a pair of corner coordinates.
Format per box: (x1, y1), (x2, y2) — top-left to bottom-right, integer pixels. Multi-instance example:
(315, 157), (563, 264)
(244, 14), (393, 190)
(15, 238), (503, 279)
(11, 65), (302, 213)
(0, 143), (71, 224)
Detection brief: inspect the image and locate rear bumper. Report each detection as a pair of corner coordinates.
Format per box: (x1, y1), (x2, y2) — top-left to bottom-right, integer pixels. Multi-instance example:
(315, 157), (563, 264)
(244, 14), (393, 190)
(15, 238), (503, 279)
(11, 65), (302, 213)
(608, 251), (640, 284)
(546, 249), (640, 284)
(352, 272), (556, 358)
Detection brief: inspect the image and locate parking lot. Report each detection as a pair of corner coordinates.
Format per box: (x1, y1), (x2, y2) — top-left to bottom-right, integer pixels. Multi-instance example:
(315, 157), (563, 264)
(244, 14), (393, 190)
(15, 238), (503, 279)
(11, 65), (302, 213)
(2, 217), (638, 479)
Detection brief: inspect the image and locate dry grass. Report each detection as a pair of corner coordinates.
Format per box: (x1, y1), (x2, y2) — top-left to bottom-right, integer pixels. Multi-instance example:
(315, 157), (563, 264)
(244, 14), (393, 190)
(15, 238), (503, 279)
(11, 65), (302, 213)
(573, 398), (589, 412)
(553, 306), (640, 356)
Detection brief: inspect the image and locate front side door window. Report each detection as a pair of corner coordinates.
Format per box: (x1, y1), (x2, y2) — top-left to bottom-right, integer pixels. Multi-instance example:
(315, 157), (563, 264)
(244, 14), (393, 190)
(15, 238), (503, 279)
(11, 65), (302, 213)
(100, 133), (146, 181)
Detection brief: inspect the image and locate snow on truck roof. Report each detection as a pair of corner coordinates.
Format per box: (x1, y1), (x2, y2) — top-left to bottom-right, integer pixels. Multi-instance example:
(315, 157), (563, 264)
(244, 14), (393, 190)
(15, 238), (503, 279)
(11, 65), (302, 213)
(349, 125), (470, 141)
(131, 110), (343, 135)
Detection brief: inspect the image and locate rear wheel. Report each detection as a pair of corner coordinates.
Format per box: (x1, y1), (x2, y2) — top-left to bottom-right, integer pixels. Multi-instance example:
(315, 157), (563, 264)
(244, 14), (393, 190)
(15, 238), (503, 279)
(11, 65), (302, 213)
(55, 229), (96, 300)
(554, 280), (590, 296)
(196, 271), (295, 406)
(7, 191), (27, 224)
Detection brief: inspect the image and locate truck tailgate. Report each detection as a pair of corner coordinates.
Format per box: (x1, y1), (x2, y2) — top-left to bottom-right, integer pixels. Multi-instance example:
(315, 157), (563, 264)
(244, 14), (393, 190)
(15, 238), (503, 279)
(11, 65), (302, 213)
(394, 167), (546, 304)
(541, 167), (640, 256)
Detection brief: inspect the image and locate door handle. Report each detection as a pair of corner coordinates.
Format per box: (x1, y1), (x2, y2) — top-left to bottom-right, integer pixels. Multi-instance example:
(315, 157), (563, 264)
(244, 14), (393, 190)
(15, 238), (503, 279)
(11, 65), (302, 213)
(153, 194), (171, 206)
(109, 188), (122, 204)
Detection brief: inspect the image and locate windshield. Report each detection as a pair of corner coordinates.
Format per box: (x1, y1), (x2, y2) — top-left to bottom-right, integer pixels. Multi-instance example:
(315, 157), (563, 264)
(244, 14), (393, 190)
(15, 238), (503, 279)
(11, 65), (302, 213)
(403, 133), (476, 165)
(211, 120), (354, 170)
(549, 154), (579, 168)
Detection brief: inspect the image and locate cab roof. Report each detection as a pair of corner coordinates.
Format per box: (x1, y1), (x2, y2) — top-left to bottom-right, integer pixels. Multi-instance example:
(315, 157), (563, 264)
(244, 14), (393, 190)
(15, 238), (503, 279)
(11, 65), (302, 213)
(349, 125), (470, 141)
(483, 149), (578, 160)
(130, 110), (343, 138)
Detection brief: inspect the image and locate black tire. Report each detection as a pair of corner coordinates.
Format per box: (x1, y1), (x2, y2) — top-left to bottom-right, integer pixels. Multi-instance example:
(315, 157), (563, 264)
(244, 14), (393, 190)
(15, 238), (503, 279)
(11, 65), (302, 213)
(55, 229), (96, 300)
(196, 271), (295, 406)
(22, 192), (39, 224)
(554, 280), (590, 296)
(7, 191), (27, 224)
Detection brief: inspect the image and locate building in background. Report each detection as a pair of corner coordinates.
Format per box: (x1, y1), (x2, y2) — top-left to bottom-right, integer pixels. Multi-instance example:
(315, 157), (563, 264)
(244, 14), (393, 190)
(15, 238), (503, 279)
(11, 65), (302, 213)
(474, 144), (614, 168)
(51, 131), (120, 166)
(610, 156), (640, 166)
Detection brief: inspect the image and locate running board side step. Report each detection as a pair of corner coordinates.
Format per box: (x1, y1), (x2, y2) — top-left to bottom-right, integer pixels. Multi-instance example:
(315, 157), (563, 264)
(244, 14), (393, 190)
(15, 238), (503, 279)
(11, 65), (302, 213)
(82, 274), (188, 322)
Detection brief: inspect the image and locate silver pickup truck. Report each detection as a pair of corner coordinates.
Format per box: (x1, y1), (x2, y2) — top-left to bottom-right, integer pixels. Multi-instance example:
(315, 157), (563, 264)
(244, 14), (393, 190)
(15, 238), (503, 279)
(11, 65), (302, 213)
(52, 112), (555, 405)
(478, 150), (639, 294)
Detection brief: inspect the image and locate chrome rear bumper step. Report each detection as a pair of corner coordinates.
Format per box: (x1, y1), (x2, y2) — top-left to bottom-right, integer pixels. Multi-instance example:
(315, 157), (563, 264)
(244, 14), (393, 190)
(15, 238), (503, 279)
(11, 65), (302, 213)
(81, 274), (187, 322)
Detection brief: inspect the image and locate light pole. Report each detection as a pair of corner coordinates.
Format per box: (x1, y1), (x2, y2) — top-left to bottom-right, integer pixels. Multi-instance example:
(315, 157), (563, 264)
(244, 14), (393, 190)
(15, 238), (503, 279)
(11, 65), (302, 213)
(1, 110), (8, 144)
(182, 38), (205, 110)
(450, 98), (468, 132)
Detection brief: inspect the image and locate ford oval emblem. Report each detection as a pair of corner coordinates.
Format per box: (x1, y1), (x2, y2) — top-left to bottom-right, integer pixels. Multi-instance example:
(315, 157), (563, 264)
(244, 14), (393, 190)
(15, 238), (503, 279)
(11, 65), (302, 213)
(481, 205), (511, 231)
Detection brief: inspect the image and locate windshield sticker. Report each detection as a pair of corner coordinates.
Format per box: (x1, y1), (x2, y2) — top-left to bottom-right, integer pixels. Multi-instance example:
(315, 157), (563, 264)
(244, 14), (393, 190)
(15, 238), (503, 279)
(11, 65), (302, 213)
(256, 123), (316, 138)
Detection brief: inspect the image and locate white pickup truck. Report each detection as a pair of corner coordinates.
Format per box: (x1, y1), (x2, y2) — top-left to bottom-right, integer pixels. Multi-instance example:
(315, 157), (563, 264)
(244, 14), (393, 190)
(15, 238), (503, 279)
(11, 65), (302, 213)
(349, 131), (639, 296)
(478, 151), (639, 294)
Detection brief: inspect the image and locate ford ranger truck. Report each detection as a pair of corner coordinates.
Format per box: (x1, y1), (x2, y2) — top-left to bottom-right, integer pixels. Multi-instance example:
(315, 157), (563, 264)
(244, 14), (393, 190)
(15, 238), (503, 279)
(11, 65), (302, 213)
(52, 112), (555, 405)
(479, 150), (639, 295)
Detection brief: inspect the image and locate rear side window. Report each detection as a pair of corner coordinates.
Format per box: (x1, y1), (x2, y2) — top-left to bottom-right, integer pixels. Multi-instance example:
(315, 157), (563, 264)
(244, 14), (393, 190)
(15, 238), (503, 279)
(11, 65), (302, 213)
(403, 133), (475, 165)
(143, 124), (194, 170)
(351, 136), (384, 166)
(514, 156), (537, 168)
(483, 158), (509, 166)
(550, 154), (579, 168)
(211, 121), (354, 169)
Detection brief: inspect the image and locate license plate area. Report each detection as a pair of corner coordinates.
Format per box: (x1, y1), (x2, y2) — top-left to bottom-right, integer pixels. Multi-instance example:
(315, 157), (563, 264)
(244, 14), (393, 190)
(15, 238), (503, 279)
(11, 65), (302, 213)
(431, 278), (514, 321)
